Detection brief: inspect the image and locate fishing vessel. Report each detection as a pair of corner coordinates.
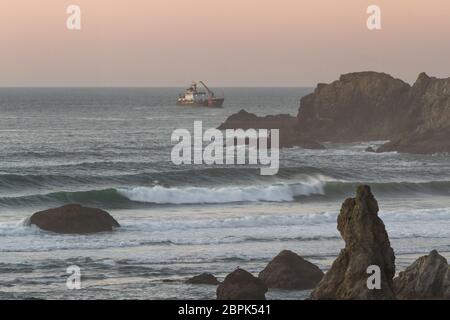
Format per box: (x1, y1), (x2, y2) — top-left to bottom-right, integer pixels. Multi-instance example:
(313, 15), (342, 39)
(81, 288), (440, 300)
(177, 81), (224, 107)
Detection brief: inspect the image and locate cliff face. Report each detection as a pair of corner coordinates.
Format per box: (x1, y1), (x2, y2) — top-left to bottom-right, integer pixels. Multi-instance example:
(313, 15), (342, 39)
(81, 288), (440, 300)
(409, 73), (450, 131)
(377, 73), (450, 154)
(297, 71), (450, 153)
(298, 72), (411, 142)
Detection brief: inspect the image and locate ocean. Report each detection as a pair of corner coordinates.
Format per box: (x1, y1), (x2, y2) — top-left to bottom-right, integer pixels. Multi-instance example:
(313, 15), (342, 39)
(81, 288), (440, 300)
(0, 87), (449, 299)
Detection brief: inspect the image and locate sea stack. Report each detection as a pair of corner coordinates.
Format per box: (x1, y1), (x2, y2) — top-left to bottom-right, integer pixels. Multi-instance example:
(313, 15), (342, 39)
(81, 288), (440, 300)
(28, 204), (120, 234)
(310, 185), (396, 300)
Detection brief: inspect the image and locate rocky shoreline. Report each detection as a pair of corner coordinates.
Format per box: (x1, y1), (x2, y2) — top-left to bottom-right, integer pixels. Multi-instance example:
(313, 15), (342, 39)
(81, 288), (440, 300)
(26, 186), (450, 300)
(218, 72), (450, 155)
(210, 186), (450, 300)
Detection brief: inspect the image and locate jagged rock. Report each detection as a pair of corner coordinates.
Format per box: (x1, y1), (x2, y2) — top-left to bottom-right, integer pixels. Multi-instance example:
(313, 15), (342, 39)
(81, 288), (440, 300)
(217, 268), (267, 300)
(258, 250), (324, 290)
(394, 250), (450, 300)
(310, 185), (396, 300)
(377, 73), (450, 154)
(28, 204), (120, 234)
(186, 273), (220, 285)
(217, 110), (324, 149)
(365, 147), (376, 153)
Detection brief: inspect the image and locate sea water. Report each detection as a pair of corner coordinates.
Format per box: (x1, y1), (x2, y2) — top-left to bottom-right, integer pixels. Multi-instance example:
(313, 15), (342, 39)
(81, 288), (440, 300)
(0, 87), (449, 299)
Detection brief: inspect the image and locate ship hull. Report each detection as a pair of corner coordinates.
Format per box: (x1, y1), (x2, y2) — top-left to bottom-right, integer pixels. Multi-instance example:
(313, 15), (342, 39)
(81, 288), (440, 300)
(176, 98), (224, 108)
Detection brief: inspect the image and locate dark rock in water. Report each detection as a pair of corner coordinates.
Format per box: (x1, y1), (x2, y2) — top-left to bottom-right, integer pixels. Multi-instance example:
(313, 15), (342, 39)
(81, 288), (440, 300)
(258, 250), (324, 290)
(310, 185), (396, 300)
(365, 147), (376, 153)
(218, 109), (298, 131)
(394, 250), (450, 300)
(161, 279), (177, 283)
(186, 273), (220, 285)
(29, 204), (120, 234)
(298, 72), (411, 142)
(217, 268), (267, 300)
(217, 110), (325, 149)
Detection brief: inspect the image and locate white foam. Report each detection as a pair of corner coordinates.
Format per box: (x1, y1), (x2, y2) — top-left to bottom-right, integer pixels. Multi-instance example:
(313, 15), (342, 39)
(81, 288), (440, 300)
(117, 179), (326, 204)
(1, 207), (450, 252)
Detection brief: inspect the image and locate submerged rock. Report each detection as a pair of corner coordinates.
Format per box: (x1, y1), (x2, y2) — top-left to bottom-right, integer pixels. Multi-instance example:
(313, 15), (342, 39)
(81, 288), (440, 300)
(217, 268), (267, 300)
(310, 185), (396, 300)
(29, 204), (120, 234)
(258, 250), (324, 290)
(186, 273), (220, 285)
(365, 147), (376, 153)
(394, 250), (450, 300)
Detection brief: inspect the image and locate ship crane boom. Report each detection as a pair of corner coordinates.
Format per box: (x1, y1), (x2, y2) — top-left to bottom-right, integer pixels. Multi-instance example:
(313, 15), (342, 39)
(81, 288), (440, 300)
(199, 81), (215, 98)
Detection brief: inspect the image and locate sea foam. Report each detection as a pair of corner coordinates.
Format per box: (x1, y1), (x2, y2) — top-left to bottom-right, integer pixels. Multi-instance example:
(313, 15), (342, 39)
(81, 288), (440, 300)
(117, 177), (328, 204)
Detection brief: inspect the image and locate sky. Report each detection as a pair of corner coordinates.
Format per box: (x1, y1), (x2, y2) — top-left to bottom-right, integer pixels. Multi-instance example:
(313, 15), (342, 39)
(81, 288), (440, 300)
(1, 0), (449, 87)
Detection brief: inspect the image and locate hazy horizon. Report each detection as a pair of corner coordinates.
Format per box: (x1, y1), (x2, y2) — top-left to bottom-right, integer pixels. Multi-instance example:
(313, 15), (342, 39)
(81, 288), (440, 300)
(1, 0), (449, 87)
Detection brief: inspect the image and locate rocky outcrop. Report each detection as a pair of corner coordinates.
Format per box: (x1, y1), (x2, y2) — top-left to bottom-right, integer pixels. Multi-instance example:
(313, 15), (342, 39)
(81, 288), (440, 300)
(406, 73), (450, 132)
(217, 268), (267, 300)
(28, 204), (120, 234)
(186, 273), (220, 285)
(300, 72), (450, 153)
(310, 185), (396, 300)
(394, 250), (450, 300)
(219, 72), (450, 154)
(258, 250), (324, 290)
(218, 110), (324, 149)
(298, 72), (411, 142)
(377, 73), (450, 154)
(218, 110), (298, 131)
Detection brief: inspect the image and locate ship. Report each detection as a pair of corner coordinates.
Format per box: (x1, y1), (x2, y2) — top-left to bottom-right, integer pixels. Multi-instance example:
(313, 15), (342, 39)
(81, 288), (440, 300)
(177, 81), (224, 107)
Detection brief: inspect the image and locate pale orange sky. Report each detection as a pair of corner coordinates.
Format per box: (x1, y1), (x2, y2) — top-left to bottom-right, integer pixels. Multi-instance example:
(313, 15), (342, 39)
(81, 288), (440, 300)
(0, 0), (449, 86)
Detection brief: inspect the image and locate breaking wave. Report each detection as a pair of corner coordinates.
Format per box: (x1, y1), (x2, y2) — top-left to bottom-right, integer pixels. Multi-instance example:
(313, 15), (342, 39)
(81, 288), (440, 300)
(1, 175), (450, 208)
(117, 180), (326, 204)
